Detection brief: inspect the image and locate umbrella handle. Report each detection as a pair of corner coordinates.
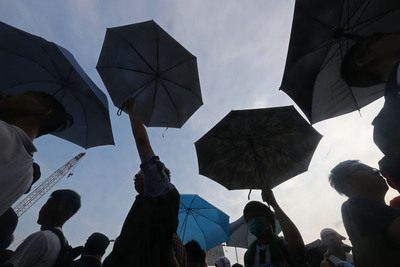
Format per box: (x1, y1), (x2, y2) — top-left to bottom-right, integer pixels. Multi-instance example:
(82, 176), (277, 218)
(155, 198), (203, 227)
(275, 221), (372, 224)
(247, 189), (252, 200)
(117, 104), (125, 116)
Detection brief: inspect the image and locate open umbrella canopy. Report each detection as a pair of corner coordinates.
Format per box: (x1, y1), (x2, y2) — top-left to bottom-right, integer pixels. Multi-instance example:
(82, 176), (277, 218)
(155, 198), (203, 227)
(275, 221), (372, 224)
(177, 194), (230, 251)
(280, 0), (400, 124)
(226, 215), (281, 249)
(97, 20), (203, 128)
(0, 21), (114, 149)
(195, 106), (322, 190)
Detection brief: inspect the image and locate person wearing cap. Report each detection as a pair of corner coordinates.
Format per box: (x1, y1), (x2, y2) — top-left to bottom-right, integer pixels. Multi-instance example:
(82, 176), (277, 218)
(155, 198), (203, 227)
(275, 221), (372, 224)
(319, 228), (353, 267)
(329, 160), (400, 266)
(73, 232), (110, 267)
(103, 98), (180, 267)
(243, 188), (305, 267)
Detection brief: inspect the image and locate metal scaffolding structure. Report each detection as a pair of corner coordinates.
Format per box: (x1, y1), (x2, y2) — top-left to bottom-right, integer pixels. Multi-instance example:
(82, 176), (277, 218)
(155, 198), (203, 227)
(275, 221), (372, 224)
(13, 152), (86, 217)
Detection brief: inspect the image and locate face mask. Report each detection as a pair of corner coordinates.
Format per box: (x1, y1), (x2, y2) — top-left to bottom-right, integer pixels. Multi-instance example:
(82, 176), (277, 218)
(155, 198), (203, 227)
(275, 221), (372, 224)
(248, 217), (270, 237)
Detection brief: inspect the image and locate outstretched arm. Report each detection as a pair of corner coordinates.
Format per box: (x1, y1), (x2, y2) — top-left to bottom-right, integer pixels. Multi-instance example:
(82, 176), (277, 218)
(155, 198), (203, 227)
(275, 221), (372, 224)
(124, 99), (154, 162)
(262, 188), (306, 264)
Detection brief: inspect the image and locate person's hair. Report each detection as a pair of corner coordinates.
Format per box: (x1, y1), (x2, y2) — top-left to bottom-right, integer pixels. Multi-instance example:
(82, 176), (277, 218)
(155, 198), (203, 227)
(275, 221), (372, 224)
(184, 240), (206, 266)
(33, 91), (72, 136)
(329, 160), (359, 196)
(232, 264), (244, 267)
(84, 232), (110, 256)
(341, 35), (385, 87)
(50, 189), (81, 215)
(243, 201), (275, 232)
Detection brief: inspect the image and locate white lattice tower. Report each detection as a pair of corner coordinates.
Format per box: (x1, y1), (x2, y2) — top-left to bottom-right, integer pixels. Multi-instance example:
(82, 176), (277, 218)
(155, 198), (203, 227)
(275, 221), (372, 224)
(13, 152), (86, 217)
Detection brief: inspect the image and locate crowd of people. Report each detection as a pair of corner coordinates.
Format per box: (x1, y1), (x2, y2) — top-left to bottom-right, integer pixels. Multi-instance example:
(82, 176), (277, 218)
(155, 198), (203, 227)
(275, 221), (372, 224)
(1, 24), (400, 267)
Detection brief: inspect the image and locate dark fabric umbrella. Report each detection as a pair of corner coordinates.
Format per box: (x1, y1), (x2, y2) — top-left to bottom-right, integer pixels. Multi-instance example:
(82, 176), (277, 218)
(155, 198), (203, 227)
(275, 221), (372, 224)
(0, 21), (114, 149)
(178, 194), (230, 250)
(97, 20), (203, 128)
(280, 0), (400, 124)
(195, 106), (322, 190)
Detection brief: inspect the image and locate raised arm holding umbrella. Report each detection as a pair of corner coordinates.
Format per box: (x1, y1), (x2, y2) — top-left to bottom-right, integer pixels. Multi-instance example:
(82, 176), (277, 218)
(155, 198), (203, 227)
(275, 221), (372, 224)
(242, 188), (305, 267)
(103, 98), (180, 267)
(261, 188), (305, 265)
(97, 20), (203, 128)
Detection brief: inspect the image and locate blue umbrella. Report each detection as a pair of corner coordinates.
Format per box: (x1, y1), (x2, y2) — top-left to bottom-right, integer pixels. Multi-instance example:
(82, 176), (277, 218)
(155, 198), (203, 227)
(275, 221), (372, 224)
(178, 194), (230, 250)
(0, 21), (114, 149)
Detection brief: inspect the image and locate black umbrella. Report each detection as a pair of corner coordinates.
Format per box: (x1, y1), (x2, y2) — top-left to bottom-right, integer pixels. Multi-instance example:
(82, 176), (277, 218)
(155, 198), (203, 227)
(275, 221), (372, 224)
(280, 0), (400, 124)
(0, 22), (114, 149)
(97, 20), (203, 128)
(195, 106), (322, 190)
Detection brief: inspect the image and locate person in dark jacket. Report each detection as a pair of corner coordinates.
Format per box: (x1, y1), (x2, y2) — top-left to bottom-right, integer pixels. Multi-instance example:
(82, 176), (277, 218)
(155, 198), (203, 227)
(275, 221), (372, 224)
(103, 98), (180, 267)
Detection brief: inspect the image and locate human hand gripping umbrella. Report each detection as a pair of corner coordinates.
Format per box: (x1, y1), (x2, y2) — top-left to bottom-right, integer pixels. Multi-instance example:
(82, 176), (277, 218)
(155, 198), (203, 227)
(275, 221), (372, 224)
(280, 0), (400, 124)
(0, 21), (114, 149)
(97, 20), (203, 128)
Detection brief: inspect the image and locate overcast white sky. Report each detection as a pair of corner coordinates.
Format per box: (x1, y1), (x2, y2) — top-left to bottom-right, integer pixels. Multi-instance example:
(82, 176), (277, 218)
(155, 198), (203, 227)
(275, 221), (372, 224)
(1, 0), (397, 265)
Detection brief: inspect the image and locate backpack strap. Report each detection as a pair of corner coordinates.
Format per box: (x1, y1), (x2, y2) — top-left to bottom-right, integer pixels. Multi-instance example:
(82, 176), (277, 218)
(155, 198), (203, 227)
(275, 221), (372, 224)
(49, 228), (67, 247)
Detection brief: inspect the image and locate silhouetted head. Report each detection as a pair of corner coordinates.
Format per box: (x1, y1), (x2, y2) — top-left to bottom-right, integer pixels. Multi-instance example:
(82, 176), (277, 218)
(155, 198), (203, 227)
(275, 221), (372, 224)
(32, 91), (71, 136)
(243, 201), (275, 233)
(84, 232), (110, 256)
(320, 228), (345, 249)
(185, 240), (206, 267)
(329, 160), (388, 197)
(38, 189), (81, 228)
(0, 91), (72, 137)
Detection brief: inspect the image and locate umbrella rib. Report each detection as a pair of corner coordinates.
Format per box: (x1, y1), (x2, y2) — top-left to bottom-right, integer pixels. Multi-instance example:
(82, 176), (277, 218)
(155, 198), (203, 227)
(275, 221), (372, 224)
(160, 76), (202, 103)
(109, 29), (157, 74)
(248, 140), (270, 188)
(190, 208), (228, 249)
(5, 27), (71, 83)
(255, 140), (314, 169)
(118, 78), (156, 107)
(347, 9), (400, 33)
(179, 212), (190, 243)
(56, 81), (91, 148)
(190, 210), (210, 249)
(98, 66), (154, 76)
(307, 13), (337, 33)
(318, 38), (345, 72)
(347, 0), (371, 30)
(159, 57), (196, 76)
(158, 78), (181, 125)
(0, 80), (61, 91)
(0, 48), (60, 81)
(67, 67), (90, 148)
